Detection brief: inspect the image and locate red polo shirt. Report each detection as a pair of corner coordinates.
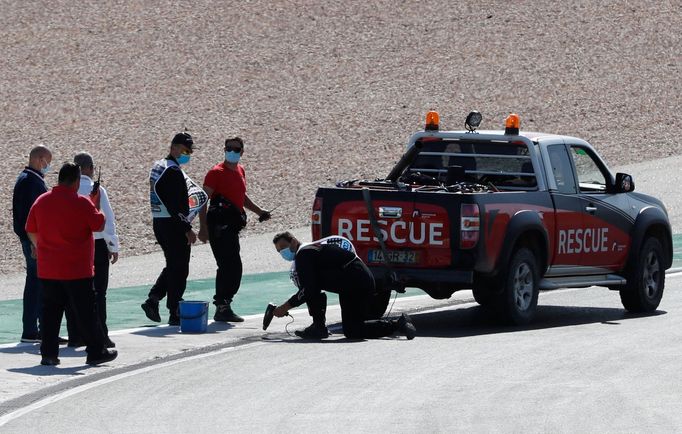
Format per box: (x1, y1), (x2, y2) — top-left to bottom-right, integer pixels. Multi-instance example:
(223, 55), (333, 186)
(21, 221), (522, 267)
(203, 162), (247, 210)
(25, 185), (105, 280)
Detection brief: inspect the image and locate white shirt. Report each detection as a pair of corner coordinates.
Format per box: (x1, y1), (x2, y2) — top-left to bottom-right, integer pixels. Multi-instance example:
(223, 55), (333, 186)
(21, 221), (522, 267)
(78, 175), (120, 253)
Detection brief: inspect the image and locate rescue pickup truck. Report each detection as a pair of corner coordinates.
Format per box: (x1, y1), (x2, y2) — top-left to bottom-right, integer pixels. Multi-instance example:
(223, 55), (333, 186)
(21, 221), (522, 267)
(312, 111), (673, 324)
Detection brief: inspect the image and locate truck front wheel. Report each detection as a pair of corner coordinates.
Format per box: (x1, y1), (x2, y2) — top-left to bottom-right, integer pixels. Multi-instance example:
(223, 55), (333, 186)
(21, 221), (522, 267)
(620, 237), (665, 313)
(500, 248), (539, 325)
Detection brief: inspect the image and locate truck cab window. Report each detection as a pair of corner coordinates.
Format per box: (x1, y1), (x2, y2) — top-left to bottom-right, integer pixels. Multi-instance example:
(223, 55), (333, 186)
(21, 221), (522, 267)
(569, 146), (607, 192)
(407, 141), (536, 190)
(547, 145), (577, 194)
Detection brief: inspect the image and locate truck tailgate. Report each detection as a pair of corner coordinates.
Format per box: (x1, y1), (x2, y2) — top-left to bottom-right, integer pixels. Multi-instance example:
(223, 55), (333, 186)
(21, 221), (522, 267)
(319, 189), (453, 268)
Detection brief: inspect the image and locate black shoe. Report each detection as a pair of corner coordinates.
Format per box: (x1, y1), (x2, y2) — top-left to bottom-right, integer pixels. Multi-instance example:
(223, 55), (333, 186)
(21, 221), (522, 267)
(40, 357), (60, 366)
(397, 313), (416, 340)
(86, 349), (118, 366)
(214, 304), (244, 322)
(294, 324), (330, 340)
(168, 314), (180, 326)
(105, 338), (116, 348)
(58, 337), (68, 345)
(20, 333), (41, 344)
(141, 299), (161, 322)
(67, 339), (85, 348)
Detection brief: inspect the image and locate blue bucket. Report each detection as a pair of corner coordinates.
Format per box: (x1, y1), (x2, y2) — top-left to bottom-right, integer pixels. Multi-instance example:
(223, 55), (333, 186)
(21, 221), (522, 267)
(179, 301), (209, 333)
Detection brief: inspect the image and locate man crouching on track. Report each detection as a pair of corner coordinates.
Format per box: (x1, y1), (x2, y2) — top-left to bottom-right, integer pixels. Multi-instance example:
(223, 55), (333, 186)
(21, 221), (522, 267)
(271, 231), (416, 340)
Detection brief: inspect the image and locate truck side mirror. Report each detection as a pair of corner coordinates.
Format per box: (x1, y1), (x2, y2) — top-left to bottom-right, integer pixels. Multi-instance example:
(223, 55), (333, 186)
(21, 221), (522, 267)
(615, 172), (635, 193)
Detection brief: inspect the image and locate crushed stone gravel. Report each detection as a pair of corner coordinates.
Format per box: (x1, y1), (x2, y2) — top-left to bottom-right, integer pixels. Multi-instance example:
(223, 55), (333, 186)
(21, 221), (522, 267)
(1, 0), (680, 274)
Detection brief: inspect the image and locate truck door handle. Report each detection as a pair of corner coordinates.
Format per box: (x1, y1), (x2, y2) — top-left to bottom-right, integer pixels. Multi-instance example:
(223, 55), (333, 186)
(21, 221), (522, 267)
(585, 206), (597, 213)
(379, 207), (402, 218)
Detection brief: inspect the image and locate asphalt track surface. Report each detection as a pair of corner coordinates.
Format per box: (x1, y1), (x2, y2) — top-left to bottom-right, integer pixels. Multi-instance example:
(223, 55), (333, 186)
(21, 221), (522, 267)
(2, 272), (681, 433)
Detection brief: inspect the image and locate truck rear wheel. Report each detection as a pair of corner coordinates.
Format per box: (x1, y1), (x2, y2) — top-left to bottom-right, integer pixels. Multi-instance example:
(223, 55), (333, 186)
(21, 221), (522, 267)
(620, 237), (665, 313)
(472, 287), (495, 306)
(472, 276), (497, 306)
(500, 248), (539, 325)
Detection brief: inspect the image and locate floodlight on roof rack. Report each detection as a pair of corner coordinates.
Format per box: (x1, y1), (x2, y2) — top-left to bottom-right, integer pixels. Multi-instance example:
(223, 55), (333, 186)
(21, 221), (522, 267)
(465, 111), (482, 132)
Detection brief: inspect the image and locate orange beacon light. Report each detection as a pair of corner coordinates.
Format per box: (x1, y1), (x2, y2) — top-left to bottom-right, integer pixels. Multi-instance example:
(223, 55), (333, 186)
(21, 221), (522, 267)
(425, 111), (440, 131)
(504, 113), (520, 135)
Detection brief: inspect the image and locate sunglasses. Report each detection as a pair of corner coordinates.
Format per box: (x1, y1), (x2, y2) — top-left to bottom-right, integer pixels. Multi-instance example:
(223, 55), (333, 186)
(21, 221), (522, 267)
(180, 149), (192, 155)
(225, 147), (243, 153)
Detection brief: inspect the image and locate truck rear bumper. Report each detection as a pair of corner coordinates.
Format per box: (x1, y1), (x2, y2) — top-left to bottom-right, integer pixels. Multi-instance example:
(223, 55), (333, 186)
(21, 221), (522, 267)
(369, 266), (474, 289)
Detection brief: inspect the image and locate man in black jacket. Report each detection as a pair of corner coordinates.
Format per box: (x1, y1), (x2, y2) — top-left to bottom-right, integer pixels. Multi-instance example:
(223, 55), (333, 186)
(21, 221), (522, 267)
(141, 133), (198, 325)
(12, 145), (52, 343)
(271, 232), (416, 340)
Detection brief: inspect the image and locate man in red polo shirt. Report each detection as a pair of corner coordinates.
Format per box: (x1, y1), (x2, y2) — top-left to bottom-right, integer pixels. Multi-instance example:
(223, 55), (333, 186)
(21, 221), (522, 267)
(198, 137), (271, 322)
(26, 162), (118, 366)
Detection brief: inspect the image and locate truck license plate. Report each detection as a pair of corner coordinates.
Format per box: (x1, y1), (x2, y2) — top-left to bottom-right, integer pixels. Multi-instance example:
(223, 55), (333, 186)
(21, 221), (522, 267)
(368, 249), (419, 264)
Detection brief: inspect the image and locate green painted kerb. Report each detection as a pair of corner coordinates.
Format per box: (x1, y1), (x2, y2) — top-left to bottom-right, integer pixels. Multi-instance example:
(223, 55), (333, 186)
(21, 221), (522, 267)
(0, 271), (310, 345)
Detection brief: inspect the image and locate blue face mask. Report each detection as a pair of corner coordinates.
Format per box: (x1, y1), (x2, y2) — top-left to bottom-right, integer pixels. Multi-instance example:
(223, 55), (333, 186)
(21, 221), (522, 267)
(177, 154), (191, 165)
(40, 164), (50, 175)
(279, 247), (296, 262)
(225, 151), (241, 164)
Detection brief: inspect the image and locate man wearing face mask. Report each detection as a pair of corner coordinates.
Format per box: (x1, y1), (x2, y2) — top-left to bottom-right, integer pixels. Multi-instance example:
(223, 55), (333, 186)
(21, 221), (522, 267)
(198, 137), (271, 322)
(271, 231), (416, 340)
(12, 145), (53, 343)
(141, 132), (199, 326)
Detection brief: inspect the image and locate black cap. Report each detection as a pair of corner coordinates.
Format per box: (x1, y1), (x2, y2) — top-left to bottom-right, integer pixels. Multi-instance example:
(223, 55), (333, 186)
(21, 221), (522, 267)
(171, 132), (194, 151)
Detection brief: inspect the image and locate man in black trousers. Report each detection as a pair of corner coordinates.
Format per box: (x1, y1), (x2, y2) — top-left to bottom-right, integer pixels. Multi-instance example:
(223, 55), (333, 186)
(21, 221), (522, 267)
(271, 232), (416, 340)
(197, 137), (271, 322)
(25, 162), (117, 366)
(142, 132), (198, 325)
(75, 152), (119, 348)
(13, 145), (51, 343)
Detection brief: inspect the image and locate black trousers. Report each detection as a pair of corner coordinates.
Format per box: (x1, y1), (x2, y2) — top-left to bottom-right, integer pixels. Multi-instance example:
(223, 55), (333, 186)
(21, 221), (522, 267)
(40, 278), (105, 358)
(65, 240), (108, 343)
(94, 239), (110, 337)
(149, 219), (191, 314)
(308, 261), (397, 339)
(208, 224), (242, 305)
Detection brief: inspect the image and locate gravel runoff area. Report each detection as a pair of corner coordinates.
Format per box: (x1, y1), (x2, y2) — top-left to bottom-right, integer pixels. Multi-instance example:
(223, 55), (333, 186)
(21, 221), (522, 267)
(1, 0), (680, 274)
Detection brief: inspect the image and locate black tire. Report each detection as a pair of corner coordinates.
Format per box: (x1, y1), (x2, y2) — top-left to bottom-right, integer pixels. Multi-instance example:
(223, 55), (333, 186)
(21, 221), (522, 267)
(472, 277), (498, 306)
(365, 289), (392, 320)
(499, 248), (539, 325)
(472, 287), (496, 306)
(620, 237), (665, 313)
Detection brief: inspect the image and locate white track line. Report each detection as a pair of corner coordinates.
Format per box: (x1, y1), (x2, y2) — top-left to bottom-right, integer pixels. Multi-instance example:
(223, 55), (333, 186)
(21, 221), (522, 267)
(0, 341), (263, 427)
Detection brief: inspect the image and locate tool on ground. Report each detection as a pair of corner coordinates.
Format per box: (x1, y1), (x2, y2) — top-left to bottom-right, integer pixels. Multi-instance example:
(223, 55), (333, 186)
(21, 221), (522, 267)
(263, 303), (277, 330)
(263, 302), (293, 330)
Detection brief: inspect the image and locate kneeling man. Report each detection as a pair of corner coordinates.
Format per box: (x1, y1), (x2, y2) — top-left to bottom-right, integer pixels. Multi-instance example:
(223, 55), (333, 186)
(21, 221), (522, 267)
(271, 232), (415, 340)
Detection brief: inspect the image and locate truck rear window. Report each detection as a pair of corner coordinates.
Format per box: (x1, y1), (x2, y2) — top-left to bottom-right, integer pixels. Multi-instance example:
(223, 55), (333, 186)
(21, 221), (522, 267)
(404, 140), (537, 191)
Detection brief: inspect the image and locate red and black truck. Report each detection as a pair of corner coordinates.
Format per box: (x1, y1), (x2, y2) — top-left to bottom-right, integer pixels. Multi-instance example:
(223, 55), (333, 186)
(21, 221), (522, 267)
(311, 111), (673, 324)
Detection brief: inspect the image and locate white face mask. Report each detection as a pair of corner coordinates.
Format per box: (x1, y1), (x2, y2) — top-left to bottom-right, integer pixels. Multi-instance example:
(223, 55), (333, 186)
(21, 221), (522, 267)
(40, 163), (50, 175)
